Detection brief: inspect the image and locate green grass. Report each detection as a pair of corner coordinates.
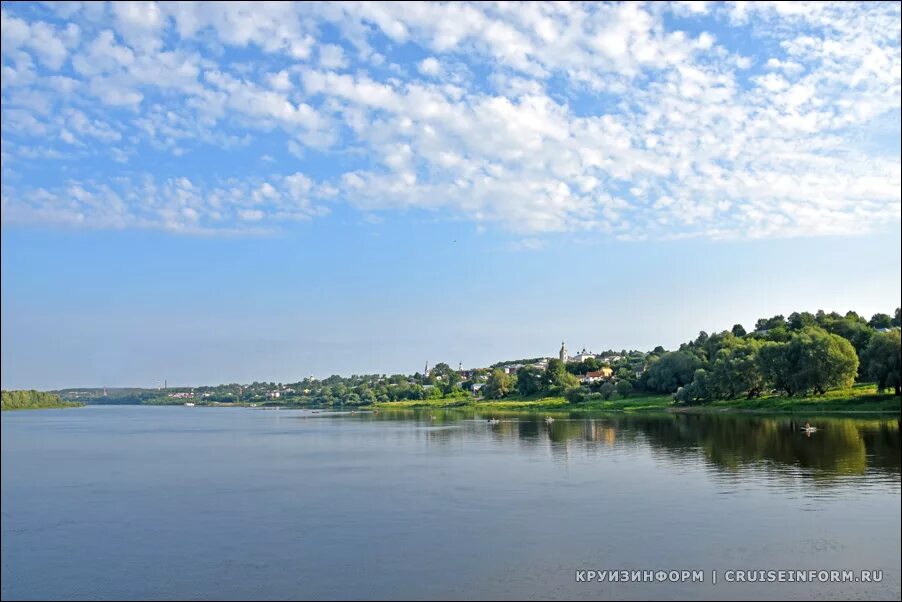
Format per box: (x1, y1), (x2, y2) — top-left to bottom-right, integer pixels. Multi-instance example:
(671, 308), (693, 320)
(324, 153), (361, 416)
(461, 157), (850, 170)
(373, 383), (900, 414)
(697, 383), (900, 413)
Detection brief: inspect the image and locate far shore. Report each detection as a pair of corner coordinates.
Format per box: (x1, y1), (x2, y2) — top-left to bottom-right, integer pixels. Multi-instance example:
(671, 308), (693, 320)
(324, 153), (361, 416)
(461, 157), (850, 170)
(153, 385), (900, 414)
(370, 384), (900, 414)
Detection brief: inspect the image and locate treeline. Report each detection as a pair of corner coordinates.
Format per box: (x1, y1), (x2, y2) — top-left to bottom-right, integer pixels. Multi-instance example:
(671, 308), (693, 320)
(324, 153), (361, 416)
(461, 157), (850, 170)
(1, 390), (81, 410)
(478, 308), (900, 405)
(47, 307), (901, 409)
(652, 309), (901, 403)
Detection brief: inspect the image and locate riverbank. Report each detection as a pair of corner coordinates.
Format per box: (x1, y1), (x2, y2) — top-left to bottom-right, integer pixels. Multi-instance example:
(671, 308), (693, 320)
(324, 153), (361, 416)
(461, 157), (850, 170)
(1, 390), (84, 411)
(373, 383), (901, 414)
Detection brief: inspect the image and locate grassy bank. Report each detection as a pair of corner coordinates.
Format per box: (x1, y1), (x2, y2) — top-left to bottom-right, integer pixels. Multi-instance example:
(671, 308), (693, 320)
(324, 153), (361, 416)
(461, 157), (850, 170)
(2, 390), (84, 411)
(374, 383), (900, 414)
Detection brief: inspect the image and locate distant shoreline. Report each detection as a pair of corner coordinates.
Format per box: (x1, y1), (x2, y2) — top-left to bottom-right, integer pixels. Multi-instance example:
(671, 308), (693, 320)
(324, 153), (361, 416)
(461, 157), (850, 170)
(1, 390), (84, 411)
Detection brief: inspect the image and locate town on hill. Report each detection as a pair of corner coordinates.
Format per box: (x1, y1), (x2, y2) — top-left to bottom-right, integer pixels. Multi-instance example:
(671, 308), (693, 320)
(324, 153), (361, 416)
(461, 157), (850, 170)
(48, 308), (902, 412)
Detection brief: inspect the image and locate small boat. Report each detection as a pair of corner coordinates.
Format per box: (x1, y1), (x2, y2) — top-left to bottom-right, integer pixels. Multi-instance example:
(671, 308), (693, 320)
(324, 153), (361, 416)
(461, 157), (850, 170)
(802, 426), (818, 433)
(488, 418), (501, 425)
(184, 402), (195, 407)
(545, 416), (554, 424)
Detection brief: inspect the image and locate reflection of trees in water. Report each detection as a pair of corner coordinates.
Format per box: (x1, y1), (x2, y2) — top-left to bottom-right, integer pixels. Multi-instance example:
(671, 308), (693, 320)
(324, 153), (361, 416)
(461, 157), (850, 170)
(615, 414), (900, 478)
(368, 410), (900, 479)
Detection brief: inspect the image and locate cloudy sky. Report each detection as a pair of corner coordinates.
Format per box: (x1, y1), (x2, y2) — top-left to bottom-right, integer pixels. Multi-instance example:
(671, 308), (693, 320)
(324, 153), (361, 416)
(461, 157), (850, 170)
(2, 1), (900, 389)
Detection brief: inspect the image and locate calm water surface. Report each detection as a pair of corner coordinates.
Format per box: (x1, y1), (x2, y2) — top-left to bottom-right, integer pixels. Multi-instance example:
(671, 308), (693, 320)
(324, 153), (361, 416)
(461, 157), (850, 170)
(2, 406), (900, 600)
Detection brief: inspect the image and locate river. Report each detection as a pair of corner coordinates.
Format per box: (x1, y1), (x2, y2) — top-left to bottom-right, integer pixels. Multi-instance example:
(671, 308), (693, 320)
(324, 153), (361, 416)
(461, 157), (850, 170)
(2, 406), (899, 600)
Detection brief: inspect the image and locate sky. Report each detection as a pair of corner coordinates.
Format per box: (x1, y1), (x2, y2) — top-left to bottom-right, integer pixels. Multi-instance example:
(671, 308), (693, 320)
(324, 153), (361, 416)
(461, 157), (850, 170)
(1, 1), (900, 390)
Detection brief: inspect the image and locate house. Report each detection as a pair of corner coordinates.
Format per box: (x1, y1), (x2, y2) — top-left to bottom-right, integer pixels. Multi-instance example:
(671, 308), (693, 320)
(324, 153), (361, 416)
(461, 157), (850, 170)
(581, 367), (613, 384)
(470, 383), (485, 394)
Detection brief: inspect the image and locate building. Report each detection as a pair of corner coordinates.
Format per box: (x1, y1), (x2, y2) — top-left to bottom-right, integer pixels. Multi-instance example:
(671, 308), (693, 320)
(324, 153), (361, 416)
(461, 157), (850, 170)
(581, 368), (614, 384)
(559, 341), (568, 362)
(572, 348), (596, 362)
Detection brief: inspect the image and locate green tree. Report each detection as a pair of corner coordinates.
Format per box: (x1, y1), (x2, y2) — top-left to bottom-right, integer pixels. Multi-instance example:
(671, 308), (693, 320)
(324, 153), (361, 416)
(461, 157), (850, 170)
(674, 369), (711, 404)
(615, 380), (633, 398)
(868, 313), (894, 329)
(862, 330), (902, 395)
(758, 342), (798, 396)
(2, 390), (79, 410)
(599, 381), (616, 400)
(731, 323), (747, 337)
(788, 311), (817, 330)
(758, 327), (859, 395)
(755, 315), (786, 331)
(516, 366), (543, 396)
(642, 351), (702, 393)
(565, 386), (587, 403)
(544, 359), (578, 392)
(484, 369), (513, 399)
(709, 338), (764, 399)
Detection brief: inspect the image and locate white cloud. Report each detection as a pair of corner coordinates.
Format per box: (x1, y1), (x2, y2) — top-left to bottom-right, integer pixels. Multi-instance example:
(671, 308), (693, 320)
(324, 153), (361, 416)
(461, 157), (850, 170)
(318, 44), (348, 69)
(418, 57), (441, 77)
(1, 1), (899, 239)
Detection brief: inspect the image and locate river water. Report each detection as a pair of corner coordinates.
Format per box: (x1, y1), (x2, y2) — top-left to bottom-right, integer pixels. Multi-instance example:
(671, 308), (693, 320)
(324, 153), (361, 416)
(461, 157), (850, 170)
(2, 406), (899, 600)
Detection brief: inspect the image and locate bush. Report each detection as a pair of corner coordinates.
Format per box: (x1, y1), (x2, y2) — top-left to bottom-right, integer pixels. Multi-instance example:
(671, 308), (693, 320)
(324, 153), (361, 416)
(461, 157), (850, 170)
(564, 386), (587, 404)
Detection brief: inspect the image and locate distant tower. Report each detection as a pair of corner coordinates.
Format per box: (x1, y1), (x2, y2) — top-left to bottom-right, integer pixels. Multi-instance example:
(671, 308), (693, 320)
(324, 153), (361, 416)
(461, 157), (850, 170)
(559, 341), (568, 362)
(424, 362), (429, 376)
(103, 386), (107, 397)
(458, 361), (462, 372)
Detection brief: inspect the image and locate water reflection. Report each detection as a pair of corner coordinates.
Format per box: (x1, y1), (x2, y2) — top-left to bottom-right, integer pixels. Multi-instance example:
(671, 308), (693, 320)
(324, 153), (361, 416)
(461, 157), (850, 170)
(352, 410), (901, 483)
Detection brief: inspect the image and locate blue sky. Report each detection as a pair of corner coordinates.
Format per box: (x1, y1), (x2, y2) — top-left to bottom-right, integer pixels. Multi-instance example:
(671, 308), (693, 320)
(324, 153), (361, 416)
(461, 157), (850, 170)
(1, 2), (900, 389)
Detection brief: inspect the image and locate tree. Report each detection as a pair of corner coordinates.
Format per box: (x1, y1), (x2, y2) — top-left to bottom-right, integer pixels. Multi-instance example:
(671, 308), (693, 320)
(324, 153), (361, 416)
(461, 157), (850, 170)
(566, 357), (600, 375)
(1, 390), (76, 410)
(793, 326), (857, 395)
(516, 366), (543, 396)
(731, 323), (747, 337)
(755, 315), (786, 331)
(673, 369), (711, 404)
(868, 313), (894, 329)
(862, 330), (902, 395)
(599, 381), (616, 400)
(544, 359), (579, 392)
(788, 311), (817, 330)
(758, 327), (858, 396)
(642, 351), (702, 393)
(758, 342), (796, 396)
(565, 386), (586, 403)
(484, 369), (513, 399)
(816, 311), (874, 366)
(709, 338), (764, 399)
(615, 380), (633, 398)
